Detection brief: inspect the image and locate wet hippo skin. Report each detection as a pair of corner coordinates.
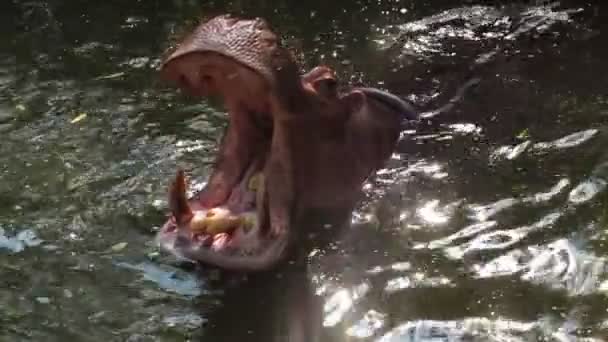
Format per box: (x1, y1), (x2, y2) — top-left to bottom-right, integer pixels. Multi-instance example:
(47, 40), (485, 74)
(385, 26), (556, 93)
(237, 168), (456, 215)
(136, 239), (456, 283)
(155, 14), (419, 272)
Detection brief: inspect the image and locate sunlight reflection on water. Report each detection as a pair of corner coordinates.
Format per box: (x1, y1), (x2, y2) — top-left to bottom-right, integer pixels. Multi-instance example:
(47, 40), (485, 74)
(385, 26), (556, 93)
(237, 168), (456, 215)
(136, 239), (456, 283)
(3, 0), (608, 340)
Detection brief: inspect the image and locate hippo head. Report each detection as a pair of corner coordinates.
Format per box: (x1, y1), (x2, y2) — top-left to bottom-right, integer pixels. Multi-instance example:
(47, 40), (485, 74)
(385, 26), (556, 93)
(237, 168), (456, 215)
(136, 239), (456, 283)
(155, 15), (417, 272)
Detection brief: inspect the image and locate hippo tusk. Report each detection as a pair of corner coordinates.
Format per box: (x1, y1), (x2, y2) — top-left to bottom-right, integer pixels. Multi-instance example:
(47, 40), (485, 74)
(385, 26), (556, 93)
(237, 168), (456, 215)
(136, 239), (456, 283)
(168, 169), (194, 226)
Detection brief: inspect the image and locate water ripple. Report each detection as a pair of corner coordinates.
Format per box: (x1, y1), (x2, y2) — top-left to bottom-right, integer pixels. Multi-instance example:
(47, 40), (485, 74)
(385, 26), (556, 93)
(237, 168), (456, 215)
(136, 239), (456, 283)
(375, 316), (593, 342)
(323, 282), (371, 328)
(474, 239), (606, 297)
(417, 199), (460, 226)
(491, 129), (599, 165)
(463, 177), (569, 224)
(416, 221), (497, 250)
(374, 3), (580, 61)
(444, 212), (561, 260)
(114, 261), (207, 297)
(533, 129), (599, 152)
(524, 178), (571, 204)
(568, 178), (607, 205)
(0, 227), (44, 253)
(384, 272), (454, 294)
(346, 309), (387, 339)
(490, 140), (532, 162)
(468, 198), (519, 222)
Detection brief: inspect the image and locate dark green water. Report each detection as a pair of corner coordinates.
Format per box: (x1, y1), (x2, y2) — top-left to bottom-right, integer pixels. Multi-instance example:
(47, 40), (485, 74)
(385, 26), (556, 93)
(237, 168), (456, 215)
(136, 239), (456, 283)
(2, 0), (608, 341)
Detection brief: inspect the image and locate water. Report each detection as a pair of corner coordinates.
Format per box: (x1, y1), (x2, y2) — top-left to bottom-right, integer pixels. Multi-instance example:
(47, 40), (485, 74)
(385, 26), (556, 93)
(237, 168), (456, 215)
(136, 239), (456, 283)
(1, 0), (607, 341)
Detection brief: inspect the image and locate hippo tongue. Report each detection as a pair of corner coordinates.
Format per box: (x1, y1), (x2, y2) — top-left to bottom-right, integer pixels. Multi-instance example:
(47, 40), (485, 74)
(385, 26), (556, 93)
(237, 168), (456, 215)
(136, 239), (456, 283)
(211, 233), (230, 251)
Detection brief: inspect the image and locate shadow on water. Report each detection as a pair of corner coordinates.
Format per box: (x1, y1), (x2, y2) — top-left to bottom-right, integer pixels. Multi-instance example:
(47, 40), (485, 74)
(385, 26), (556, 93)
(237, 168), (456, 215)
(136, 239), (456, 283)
(3, 0), (608, 341)
(201, 264), (325, 342)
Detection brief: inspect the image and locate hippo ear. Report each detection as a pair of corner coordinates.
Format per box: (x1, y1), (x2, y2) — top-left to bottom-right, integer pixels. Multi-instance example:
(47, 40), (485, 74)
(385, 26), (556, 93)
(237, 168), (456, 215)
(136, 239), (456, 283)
(342, 90), (367, 113)
(302, 66), (338, 98)
(168, 169), (194, 225)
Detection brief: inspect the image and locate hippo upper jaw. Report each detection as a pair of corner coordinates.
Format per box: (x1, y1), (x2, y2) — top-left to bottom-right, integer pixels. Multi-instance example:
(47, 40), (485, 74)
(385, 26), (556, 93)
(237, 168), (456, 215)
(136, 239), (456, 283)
(161, 14), (280, 89)
(160, 50), (275, 116)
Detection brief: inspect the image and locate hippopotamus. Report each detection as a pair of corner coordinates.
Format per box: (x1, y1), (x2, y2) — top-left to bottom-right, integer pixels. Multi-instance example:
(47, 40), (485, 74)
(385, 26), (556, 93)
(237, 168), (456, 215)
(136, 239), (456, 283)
(155, 14), (419, 272)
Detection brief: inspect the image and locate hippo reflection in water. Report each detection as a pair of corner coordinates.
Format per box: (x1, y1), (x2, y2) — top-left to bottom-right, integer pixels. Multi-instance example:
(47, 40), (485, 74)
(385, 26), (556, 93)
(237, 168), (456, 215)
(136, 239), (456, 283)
(155, 14), (421, 272)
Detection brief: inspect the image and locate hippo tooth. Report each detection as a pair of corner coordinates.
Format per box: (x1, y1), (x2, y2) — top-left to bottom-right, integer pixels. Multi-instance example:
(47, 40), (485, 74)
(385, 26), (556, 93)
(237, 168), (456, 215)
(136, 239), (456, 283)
(211, 233), (229, 251)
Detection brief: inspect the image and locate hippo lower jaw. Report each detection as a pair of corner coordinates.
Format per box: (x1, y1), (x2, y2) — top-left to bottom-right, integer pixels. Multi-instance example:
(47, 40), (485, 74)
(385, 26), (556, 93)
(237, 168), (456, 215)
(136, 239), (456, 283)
(156, 223), (289, 271)
(155, 160), (290, 272)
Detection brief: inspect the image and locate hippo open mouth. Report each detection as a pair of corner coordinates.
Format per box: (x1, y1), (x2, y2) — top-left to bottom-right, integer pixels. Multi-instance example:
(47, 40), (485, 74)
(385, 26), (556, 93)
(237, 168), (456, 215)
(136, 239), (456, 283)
(154, 16), (307, 271)
(154, 15), (420, 272)
(154, 62), (288, 271)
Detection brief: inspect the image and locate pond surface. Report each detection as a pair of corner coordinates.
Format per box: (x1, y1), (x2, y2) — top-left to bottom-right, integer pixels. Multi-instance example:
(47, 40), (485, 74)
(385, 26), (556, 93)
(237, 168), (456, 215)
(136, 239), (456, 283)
(2, 0), (608, 341)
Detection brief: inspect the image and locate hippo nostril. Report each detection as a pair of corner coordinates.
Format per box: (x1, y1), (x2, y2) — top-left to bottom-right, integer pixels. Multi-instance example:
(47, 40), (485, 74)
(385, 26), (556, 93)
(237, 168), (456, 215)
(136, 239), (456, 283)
(178, 75), (191, 89)
(201, 74), (213, 85)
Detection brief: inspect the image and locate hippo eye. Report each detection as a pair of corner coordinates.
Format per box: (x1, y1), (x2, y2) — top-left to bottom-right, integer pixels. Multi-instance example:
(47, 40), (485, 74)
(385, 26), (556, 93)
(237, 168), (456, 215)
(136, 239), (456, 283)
(315, 78), (337, 97)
